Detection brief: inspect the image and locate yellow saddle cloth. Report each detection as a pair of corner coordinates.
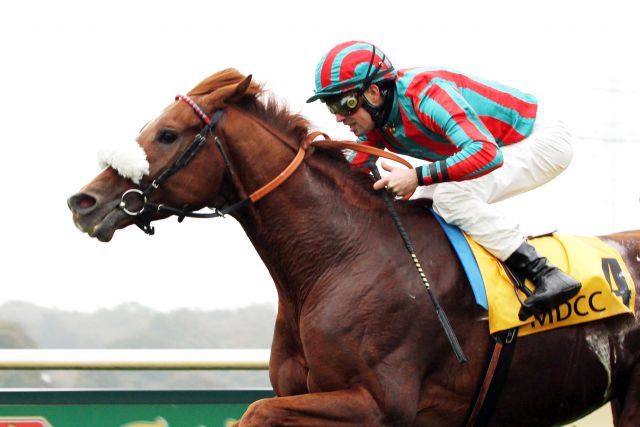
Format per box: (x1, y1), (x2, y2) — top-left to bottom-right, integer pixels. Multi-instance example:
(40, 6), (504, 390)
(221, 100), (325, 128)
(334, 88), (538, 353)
(465, 234), (636, 336)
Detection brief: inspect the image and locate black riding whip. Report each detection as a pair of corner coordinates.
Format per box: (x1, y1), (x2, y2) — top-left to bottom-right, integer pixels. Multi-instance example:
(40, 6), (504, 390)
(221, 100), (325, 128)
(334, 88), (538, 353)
(369, 162), (467, 363)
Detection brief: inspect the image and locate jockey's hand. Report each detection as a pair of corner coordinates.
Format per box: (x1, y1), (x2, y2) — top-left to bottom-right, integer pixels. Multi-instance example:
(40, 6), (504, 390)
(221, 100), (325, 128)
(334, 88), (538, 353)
(372, 161), (419, 198)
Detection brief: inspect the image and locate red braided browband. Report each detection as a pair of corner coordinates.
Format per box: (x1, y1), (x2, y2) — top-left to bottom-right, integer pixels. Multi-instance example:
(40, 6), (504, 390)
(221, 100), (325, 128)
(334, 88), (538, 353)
(175, 94), (211, 124)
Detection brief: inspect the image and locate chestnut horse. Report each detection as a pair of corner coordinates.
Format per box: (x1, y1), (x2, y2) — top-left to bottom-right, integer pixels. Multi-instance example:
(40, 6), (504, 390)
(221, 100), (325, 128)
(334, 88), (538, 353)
(68, 69), (640, 426)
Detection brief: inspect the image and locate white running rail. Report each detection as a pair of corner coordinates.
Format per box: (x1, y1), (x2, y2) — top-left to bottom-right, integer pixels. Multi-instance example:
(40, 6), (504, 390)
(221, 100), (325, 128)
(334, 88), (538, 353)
(0, 349), (270, 370)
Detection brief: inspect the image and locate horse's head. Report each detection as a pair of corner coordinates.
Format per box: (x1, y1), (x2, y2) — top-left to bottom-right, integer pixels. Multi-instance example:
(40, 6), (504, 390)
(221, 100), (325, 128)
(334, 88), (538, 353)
(68, 69), (260, 242)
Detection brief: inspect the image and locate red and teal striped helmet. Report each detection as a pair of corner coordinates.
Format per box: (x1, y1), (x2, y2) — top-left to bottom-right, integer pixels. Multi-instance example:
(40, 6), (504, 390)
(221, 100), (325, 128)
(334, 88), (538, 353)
(307, 41), (397, 103)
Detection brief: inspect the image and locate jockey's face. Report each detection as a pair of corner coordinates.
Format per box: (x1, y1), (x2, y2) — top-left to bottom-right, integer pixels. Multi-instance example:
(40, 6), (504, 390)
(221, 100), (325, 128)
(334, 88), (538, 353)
(332, 85), (383, 137)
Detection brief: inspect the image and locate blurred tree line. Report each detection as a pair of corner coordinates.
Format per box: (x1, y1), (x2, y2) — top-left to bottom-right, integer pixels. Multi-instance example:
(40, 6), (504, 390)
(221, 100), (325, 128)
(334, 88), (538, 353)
(0, 302), (276, 389)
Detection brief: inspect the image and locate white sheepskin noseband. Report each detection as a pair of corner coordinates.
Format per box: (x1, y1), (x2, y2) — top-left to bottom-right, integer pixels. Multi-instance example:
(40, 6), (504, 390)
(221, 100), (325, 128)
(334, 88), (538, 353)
(97, 142), (150, 184)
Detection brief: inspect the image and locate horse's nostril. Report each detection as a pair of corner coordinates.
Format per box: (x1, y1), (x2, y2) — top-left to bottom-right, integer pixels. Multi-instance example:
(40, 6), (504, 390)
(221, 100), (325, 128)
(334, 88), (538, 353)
(69, 193), (97, 214)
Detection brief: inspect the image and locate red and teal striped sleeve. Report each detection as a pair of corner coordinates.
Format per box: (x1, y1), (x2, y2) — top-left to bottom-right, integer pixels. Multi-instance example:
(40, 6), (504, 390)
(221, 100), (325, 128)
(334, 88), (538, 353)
(346, 131), (385, 171)
(413, 81), (503, 186)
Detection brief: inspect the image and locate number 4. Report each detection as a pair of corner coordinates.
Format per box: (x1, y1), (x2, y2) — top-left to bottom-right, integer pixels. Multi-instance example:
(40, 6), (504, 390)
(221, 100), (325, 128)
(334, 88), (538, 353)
(602, 258), (631, 307)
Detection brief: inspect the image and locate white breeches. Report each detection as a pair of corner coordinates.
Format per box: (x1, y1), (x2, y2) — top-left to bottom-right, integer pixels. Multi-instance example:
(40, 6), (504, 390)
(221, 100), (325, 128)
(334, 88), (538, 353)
(412, 119), (573, 261)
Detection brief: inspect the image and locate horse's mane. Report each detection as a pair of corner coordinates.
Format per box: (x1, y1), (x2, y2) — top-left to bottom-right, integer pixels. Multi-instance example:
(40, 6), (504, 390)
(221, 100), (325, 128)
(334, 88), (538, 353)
(188, 68), (307, 143)
(188, 68), (377, 194)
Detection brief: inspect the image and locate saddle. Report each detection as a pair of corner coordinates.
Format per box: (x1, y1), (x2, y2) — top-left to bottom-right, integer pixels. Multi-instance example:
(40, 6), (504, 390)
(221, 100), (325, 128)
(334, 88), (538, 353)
(432, 210), (636, 336)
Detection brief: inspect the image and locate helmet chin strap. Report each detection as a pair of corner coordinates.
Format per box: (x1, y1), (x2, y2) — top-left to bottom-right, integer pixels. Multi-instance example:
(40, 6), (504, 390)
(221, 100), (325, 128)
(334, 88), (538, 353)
(359, 48), (396, 129)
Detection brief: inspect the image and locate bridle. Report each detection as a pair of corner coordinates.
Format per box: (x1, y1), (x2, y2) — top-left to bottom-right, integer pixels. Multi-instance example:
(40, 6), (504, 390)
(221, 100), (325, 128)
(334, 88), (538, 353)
(118, 93), (412, 235)
(118, 94), (308, 235)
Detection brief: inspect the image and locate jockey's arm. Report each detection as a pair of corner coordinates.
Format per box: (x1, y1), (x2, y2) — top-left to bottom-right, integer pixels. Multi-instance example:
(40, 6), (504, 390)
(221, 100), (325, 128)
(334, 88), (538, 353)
(413, 81), (504, 186)
(346, 132), (385, 172)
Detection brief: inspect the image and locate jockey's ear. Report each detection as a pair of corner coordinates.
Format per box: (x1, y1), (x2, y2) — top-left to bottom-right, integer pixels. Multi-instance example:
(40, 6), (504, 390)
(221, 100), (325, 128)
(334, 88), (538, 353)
(363, 84), (383, 106)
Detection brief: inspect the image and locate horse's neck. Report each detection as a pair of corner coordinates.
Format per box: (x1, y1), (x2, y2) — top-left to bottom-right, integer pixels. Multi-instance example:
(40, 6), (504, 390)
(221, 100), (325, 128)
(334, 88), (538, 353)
(223, 117), (392, 302)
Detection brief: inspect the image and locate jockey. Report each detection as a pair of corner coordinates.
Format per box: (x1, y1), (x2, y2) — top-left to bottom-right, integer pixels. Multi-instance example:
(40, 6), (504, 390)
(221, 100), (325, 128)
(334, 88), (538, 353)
(307, 41), (581, 320)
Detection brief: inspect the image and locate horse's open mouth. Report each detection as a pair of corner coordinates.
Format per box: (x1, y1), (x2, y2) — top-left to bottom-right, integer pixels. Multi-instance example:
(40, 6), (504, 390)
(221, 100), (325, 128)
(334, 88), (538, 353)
(74, 203), (130, 243)
(91, 208), (130, 242)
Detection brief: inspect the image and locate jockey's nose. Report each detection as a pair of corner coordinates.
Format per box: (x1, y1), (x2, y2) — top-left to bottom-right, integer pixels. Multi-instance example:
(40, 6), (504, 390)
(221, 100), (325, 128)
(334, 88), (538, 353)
(335, 113), (347, 123)
(68, 192), (98, 215)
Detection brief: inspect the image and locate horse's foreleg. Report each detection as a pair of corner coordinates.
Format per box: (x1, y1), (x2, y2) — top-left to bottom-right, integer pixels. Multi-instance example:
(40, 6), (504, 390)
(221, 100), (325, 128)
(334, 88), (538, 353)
(270, 354), (307, 395)
(238, 387), (385, 427)
(269, 305), (308, 396)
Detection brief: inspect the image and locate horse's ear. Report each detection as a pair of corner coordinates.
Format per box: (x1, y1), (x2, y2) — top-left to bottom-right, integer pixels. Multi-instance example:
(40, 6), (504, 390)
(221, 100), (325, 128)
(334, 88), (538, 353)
(225, 74), (252, 103)
(202, 74), (255, 108)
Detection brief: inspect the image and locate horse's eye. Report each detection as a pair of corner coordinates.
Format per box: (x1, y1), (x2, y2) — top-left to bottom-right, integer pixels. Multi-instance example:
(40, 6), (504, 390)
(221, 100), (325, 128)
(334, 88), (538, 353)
(157, 130), (178, 144)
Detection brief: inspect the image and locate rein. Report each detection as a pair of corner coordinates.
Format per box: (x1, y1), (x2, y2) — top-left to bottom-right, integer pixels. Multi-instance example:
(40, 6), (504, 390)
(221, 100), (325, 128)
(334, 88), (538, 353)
(118, 95), (413, 234)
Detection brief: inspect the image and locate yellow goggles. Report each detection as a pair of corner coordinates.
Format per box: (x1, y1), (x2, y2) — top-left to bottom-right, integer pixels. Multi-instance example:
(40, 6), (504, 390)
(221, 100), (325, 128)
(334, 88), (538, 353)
(325, 92), (362, 116)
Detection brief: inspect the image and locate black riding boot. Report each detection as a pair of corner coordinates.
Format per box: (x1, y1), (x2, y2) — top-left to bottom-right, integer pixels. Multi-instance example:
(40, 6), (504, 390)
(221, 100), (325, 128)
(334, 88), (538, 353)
(505, 241), (582, 321)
